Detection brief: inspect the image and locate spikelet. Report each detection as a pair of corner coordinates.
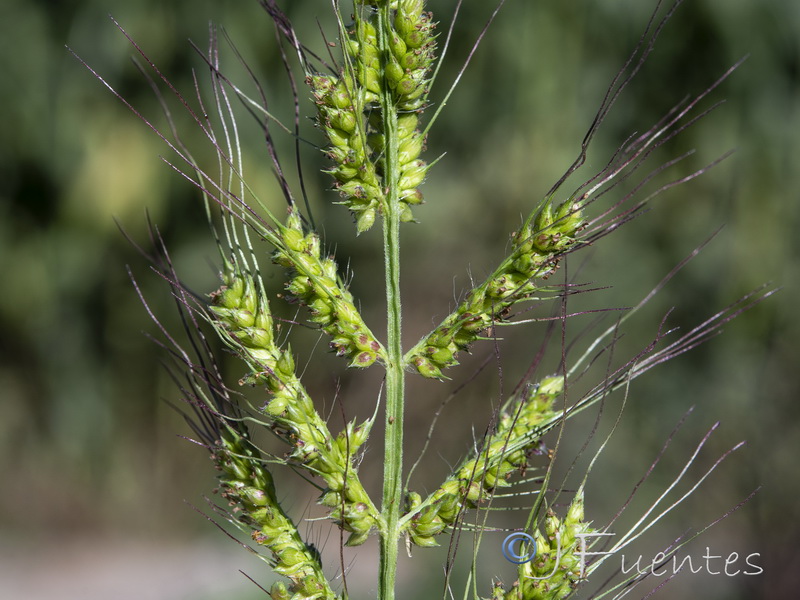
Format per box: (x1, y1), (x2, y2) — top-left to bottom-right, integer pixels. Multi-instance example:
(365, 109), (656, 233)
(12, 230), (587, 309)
(383, 0), (435, 222)
(308, 0), (436, 230)
(387, 0), (437, 111)
(308, 72), (384, 233)
(405, 376), (563, 547)
(406, 200), (586, 378)
(487, 492), (592, 600)
(211, 431), (340, 600)
(519, 492), (593, 599)
(208, 257), (380, 544)
(272, 208), (385, 368)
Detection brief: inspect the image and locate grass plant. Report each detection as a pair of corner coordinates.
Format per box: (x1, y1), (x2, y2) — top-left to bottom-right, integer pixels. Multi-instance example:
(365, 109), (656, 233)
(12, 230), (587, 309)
(74, 0), (773, 598)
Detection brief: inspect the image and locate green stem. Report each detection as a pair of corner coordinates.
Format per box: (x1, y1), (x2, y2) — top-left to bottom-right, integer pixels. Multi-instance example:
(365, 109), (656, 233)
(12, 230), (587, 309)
(380, 211), (403, 600)
(378, 5), (404, 600)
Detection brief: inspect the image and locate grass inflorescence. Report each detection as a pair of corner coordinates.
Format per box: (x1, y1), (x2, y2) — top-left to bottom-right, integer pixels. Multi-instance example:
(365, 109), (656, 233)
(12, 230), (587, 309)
(76, 0), (774, 598)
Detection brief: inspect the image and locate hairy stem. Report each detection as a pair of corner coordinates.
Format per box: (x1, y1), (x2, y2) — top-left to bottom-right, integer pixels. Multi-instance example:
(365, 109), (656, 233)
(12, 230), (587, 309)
(380, 212), (403, 600)
(378, 5), (405, 599)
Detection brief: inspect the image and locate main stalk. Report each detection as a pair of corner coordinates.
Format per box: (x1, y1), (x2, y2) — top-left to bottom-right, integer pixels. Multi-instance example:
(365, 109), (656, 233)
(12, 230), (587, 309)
(378, 4), (405, 599)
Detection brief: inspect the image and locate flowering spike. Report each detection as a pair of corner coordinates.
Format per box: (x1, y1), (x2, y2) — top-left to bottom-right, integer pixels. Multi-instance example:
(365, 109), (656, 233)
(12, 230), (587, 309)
(403, 375), (564, 546)
(208, 257), (380, 544)
(275, 209), (386, 368)
(405, 199), (586, 378)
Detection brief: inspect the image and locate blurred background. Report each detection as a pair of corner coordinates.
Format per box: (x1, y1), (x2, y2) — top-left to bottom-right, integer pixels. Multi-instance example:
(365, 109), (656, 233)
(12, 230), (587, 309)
(1, 0), (798, 598)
